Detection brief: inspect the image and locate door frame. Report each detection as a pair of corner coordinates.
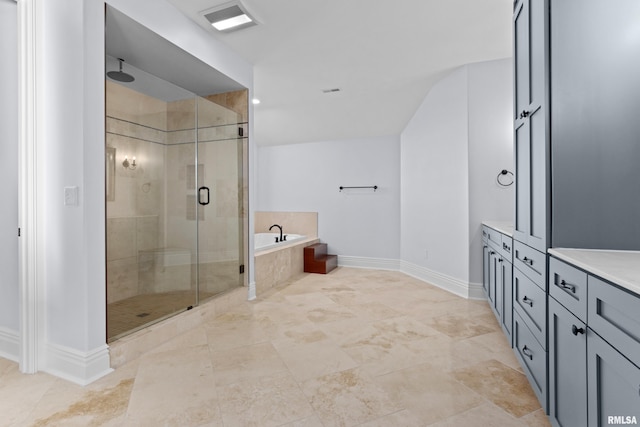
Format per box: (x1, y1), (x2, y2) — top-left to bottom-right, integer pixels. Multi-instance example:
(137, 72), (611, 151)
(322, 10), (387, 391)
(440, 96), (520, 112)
(17, 0), (43, 373)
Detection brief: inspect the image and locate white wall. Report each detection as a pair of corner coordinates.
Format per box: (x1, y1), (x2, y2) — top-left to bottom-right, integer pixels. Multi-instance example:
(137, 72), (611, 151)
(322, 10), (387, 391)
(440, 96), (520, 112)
(400, 59), (513, 296)
(400, 67), (471, 284)
(257, 135), (401, 261)
(0, 0), (19, 359)
(467, 59), (514, 284)
(16, 0), (253, 384)
(36, 0), (109, 375)
(256, 59), (513, 294)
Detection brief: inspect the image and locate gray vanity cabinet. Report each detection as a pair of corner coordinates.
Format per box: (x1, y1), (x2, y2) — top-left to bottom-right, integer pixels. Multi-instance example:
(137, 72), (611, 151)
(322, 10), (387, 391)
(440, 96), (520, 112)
(587, 275), (640, 425)
(499, 255), (513, 344)
(488, 248), (499, 310)
(548, 255), (640, 426)
(548, 296), (587, 427)
(482, 243), (490, 296)
(482, 225), (513, 347)
(588, 332), (640, 426)
(513, 0), (549, 253)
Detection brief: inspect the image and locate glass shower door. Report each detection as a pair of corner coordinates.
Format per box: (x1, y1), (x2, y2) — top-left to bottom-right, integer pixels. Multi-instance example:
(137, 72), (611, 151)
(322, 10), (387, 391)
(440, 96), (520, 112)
(106, 83), (200, 341)
(195, 95), (245, 303)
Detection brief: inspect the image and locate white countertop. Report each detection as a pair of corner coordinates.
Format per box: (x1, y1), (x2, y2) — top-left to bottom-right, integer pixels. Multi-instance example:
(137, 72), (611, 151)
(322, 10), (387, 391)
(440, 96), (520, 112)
(482, 221), (514, 237)
(548, 248), (640, 296)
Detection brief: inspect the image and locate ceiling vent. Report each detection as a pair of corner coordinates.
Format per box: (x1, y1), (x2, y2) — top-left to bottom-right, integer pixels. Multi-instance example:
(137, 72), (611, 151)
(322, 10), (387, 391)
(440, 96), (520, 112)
(202, 2), (258, 32)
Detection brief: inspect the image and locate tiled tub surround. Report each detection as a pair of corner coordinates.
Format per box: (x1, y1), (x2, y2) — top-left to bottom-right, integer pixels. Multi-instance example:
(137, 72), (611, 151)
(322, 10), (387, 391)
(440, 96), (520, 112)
(254, 212), (321, 296)
(255, 211), (318, 238)
(254, 236), (320, 296)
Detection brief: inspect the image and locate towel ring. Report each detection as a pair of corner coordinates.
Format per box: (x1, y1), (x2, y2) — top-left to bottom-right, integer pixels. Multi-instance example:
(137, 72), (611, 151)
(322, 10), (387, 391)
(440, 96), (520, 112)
(497, 170), (514, 187)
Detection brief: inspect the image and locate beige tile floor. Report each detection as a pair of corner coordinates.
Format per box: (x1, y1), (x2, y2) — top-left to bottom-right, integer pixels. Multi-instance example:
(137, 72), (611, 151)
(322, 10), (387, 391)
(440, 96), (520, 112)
(0, 268), (551, 427)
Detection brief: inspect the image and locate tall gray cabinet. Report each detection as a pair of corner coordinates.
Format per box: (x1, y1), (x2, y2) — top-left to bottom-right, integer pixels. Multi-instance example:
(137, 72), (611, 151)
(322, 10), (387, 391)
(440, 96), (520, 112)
(510, 0), (640, 424)
(512, 0), (550, 412)
(513, 0), (549, 254)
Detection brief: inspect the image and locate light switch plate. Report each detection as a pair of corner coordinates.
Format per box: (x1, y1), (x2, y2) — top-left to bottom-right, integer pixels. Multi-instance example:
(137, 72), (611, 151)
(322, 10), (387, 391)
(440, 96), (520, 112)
(64, 186), (79, 206)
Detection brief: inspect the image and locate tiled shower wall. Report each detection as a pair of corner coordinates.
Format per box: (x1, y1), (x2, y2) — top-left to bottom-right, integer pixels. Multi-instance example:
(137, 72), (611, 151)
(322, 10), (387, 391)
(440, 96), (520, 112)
(106, 81), (246, 303)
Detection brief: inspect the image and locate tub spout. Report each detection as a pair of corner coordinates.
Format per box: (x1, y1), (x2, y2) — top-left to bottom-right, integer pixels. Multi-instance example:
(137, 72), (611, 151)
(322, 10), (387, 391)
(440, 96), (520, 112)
(269, 224), (283, 242)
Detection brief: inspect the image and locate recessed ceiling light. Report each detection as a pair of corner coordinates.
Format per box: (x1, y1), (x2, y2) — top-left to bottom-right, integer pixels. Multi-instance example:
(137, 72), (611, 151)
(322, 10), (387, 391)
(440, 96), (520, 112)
(202, 2), (257, 32)
(252, 98), (261, 105)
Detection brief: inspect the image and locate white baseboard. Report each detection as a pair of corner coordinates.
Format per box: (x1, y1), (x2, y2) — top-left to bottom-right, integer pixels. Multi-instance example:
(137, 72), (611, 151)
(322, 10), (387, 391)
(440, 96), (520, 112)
(467, 282), (486, 300)
(248, 281), (256, 301)
(400, 260), (473, 299)
(336, 256), (477, 300)
(0, 327), (20, 362)
(337, 256), (401, 271)
(43, 343), (113, 386)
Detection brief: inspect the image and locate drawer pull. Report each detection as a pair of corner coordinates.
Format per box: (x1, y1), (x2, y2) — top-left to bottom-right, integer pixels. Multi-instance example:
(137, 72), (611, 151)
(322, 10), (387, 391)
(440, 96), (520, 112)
(522, 256), (534, 266)
(571, 325), (585, 336)
(522, 296), (533, 307)
(490, 251), (496, 255)
(522, 345), (533, 360)
(559, 279), (576, 293)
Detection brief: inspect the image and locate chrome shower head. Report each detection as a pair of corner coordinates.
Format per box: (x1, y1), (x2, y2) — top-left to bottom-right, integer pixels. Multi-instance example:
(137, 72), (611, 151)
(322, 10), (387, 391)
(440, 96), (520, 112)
(107, 58), (135, 83)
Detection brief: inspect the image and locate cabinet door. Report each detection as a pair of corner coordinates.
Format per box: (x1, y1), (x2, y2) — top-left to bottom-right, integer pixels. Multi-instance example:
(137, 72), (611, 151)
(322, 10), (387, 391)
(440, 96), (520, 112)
(488, 249), (499, 309)
(495, 255), (504, 320)
(514, 310), (548, 411)
(482, 244), (490, 296)
(513, 0), (530, 121)
(514, 119), (531, 243)
(501, 260), (513, 345)
(548, 297), (587, 427)
(588, 332), (640, 426)
(513, 0), (549, 252)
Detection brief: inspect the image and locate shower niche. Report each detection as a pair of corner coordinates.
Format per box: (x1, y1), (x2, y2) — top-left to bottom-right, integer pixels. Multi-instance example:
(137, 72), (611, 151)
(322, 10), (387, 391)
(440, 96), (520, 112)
(105, 6), (248, 341)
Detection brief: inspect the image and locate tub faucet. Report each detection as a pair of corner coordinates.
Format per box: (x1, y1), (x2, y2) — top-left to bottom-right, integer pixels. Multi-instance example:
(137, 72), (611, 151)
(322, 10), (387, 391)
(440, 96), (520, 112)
(269, 224), (283, 242)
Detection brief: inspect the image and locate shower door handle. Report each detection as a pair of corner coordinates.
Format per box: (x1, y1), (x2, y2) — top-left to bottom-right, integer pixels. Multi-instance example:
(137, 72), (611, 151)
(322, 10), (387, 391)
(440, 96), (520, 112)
(198, 186), (210, 205)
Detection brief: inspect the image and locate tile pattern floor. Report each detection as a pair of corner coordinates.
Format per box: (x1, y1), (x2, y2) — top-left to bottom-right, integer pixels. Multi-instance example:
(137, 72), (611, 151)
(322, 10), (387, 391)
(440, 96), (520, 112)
(0, 268), (552, 426)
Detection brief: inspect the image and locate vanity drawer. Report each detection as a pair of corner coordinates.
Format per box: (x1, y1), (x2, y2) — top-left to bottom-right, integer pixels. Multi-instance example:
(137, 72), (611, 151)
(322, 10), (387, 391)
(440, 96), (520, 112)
(588, 276), (640, 368)
(486, 227), (502, 248)
(513, 241), (546, 290)
(514, 310), (548, 411)
(482, 226), (489, 243)
(500, 236), (513, 261)
(549, 257), (588, 322)
(514, 268), (547, 349)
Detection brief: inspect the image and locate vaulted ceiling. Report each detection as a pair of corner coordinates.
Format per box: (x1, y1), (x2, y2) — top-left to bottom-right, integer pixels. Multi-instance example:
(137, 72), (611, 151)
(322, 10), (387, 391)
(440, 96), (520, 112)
(168, 0), (514, 145)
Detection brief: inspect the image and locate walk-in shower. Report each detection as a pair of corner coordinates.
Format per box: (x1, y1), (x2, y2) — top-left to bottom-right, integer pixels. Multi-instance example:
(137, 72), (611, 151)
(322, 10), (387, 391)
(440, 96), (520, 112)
(105, 6), (248, 341)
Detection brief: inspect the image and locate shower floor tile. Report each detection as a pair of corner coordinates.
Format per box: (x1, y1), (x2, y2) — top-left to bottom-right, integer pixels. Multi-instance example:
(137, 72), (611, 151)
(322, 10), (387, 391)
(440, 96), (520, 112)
(107, 290), (213, 341)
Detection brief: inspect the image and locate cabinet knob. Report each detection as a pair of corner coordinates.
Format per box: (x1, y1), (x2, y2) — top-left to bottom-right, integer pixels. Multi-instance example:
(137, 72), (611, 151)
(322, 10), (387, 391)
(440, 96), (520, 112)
(522, 345), (533, 360)
(490, 251), (496, 255)
(519, 110), (530, 119)
(571, 325), (585, 336)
